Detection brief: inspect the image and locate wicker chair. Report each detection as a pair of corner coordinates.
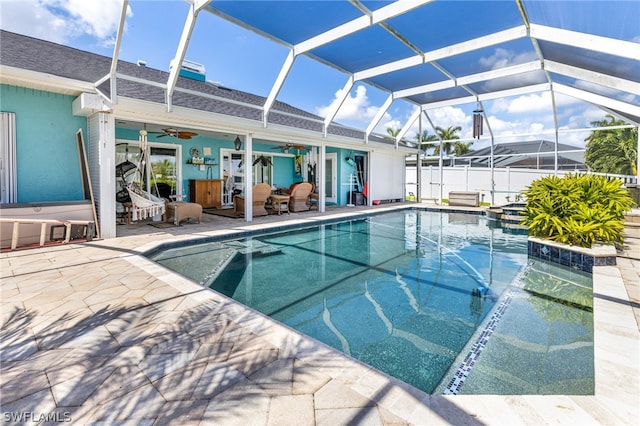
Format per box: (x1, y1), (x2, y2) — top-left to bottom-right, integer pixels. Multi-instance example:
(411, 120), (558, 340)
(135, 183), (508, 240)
(288, 182), (313, 212)
(233, 183), (271, 217)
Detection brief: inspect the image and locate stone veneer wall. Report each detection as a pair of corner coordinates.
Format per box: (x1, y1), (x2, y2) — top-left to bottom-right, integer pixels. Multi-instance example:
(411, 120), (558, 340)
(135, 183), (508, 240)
(527, 237), (617, 273)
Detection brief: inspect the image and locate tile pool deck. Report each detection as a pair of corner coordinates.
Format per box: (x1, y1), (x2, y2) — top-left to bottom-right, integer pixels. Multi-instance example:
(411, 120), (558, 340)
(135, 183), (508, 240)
(1, 204), (638, 425)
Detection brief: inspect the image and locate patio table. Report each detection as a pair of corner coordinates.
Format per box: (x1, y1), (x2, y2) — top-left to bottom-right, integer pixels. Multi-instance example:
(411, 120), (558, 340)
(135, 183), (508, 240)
(269, 194), (290, 215)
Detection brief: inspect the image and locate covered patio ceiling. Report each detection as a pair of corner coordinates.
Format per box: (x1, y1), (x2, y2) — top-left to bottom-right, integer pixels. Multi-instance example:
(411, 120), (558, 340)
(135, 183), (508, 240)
(113, 0), (639, 147)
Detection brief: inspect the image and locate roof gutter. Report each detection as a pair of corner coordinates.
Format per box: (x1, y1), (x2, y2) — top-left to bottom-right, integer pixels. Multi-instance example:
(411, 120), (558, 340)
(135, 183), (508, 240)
(0, 65), (96, 95)
(112, 97), (410, 154)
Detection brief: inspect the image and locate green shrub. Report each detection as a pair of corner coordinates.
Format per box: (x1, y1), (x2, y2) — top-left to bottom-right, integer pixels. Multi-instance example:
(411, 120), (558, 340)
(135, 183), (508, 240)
(521, 174), (635, 248)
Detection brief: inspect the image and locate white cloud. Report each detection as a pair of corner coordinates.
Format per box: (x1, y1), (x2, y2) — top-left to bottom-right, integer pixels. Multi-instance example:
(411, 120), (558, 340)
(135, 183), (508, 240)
(381, 118), (402, 133)
(0, 0), (129, 46)
(529, 122), (545, 133)
(552, 92), (585, 108)
(316, 85), (382, 124)
(497, 92), (552, 114)
(479, 48), (537, 70)
(476, 47), (542, 93)
(64, 0), (126, 39)
(428, 106), (469, 128)
(398, 106), (472, 141)
(490, 91), (581, 116)
(563, 104), (605, 130)
(485, 116), (521, 136)
(482, 115), (555, 142)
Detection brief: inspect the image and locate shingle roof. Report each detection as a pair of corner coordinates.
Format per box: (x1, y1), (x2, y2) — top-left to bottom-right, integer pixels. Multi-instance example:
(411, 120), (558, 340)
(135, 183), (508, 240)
(0, 30), (392, 146)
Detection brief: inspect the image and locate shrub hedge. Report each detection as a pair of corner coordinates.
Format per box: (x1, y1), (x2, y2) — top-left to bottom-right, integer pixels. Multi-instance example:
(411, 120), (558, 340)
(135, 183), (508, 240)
(521, 174), (635, 248)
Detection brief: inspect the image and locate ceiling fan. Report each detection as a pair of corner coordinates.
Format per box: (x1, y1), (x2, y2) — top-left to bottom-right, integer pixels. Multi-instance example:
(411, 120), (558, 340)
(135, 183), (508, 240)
(272, 143), (308, 153)
(150, 128), (199, 139)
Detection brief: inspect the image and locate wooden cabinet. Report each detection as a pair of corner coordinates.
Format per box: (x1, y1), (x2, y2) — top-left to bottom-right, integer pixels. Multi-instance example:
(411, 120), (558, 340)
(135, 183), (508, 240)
(189, 179), (222, 209)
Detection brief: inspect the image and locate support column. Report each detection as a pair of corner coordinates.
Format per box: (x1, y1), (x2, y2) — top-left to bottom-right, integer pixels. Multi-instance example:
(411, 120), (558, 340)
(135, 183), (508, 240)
(490, 136), (495, 206)
(244, 133), (253, 221)
(319, 145), (326, 212)
(416, 114), (422, 202)
(90, 112), (115, 239)
(636, 126), (639, 184)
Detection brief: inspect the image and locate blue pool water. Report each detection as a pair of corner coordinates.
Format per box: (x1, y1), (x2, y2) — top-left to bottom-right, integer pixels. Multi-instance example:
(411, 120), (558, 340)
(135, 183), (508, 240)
(149, 210), (593, 394)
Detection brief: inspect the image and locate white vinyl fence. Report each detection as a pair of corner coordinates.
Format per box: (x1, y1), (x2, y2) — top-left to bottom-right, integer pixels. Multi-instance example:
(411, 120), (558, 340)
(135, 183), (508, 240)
(406, 166), (637, 206)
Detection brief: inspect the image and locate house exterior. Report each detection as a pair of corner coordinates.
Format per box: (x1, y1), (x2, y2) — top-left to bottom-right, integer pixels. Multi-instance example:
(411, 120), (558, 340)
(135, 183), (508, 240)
(457, 140), (585, 170)
(410, 140), (585, 170)
(0, 30), (411, 242)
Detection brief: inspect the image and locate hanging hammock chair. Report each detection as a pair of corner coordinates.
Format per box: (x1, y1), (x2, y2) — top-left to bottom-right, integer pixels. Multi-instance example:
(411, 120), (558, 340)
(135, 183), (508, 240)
(126, 183), (166, 221)
(115, 159), (138, 203)
(125, 129), (166, 221)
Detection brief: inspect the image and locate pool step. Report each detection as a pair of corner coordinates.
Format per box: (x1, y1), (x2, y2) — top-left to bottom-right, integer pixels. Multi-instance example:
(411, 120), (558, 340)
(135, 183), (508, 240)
(222, 240), (281, 255)
(200, 240), (282, 288)
(624, 209), (640, 228)
(487, 207), (525, 225)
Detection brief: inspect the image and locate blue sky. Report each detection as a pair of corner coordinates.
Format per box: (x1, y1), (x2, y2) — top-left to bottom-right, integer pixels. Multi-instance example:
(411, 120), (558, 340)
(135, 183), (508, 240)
(1, 0), (634, 150)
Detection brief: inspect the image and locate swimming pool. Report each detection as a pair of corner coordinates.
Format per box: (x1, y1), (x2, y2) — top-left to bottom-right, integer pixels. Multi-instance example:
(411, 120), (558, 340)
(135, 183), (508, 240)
(148, 209), (593, 394)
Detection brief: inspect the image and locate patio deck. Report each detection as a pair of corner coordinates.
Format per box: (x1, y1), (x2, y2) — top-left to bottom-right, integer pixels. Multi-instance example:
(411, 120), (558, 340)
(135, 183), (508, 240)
(1, 203), (638, 425)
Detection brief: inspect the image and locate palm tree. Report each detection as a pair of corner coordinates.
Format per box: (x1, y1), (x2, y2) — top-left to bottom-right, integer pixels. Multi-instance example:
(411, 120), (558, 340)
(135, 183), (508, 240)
(152, 159), (174, 181)
(453, 141), (474, 156)
(386, 127), (400, 142)
(585, 115), (637, 175)
(433, 125), (462, 155)
(414, 131), (438, 154)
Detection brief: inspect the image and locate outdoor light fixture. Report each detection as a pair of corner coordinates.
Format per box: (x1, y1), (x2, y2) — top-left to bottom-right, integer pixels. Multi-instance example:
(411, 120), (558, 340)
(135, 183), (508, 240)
(233, 136), (242, 151)
(473, 106), (483, 139)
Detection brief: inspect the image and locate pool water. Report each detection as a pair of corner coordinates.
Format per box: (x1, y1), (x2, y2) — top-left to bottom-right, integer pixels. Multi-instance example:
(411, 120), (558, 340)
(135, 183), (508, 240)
(149, 210), (593, 394)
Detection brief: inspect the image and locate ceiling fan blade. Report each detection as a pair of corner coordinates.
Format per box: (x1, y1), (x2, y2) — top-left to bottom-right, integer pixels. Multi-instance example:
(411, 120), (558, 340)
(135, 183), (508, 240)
(177, 131), (198, 139)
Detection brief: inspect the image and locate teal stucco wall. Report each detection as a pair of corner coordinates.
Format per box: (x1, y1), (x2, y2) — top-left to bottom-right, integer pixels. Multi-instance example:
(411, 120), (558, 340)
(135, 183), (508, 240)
(1, 85), (87, 202)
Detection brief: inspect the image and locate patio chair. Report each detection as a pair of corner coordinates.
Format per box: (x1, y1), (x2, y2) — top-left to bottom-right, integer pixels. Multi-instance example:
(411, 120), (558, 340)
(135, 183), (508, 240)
(289, 182), (313, 212)
(233, 183), (271, 217)
(126, 183), (166, 221)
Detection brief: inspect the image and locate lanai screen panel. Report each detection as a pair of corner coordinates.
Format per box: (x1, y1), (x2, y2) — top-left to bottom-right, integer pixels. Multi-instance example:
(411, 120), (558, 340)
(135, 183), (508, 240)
(380, 0), (524, 51)
(367, 62), (447, 93)
(550, 73), (640, 107)
(406, 86), (472, 106)
(204, 0), (640, 122)
(206, 1), (363, 45)
(435, 38), (537, 77)
(309, 25), (417, 72)
(540, 42), (640, 84)
(523, 0), (639, 39)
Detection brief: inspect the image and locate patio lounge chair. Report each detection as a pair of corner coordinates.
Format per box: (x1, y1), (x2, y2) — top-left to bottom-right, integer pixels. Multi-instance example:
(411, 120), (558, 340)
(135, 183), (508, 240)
(289, 182), (313, 212)
(233, 183), (271, 217)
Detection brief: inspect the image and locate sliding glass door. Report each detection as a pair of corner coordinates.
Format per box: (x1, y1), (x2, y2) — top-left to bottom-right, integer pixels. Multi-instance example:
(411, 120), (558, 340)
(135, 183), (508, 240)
(221, 150), (274, 207)
(115, 140), (182, 201)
